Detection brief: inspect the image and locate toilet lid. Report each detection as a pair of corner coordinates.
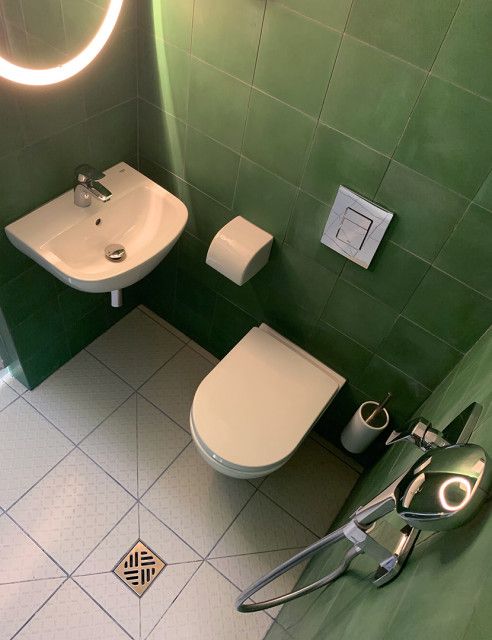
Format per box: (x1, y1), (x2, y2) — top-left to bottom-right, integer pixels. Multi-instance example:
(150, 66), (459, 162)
(191, 327), (342, 470)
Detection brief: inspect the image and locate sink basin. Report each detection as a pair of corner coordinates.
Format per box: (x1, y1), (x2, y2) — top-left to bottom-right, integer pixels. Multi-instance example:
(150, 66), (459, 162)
(5, 162), (188, 293)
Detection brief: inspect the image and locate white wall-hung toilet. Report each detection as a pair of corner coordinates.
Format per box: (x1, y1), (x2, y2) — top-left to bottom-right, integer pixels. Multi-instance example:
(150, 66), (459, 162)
(190, 324), (345, 479)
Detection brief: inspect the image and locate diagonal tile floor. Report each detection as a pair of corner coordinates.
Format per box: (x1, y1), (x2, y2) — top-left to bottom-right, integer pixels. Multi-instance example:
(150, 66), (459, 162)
(0, 306), (359, 639)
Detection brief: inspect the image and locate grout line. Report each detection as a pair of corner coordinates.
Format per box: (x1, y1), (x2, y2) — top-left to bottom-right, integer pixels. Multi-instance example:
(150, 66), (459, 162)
(10, 577), (68, 640)
(255, 490), (322, 539)
(209, 546), (306, 561)
(73, 578), (135, 639)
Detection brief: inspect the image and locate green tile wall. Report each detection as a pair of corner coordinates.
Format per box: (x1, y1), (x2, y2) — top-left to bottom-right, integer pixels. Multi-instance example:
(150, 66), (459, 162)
(137, 0), (492, 433)
(267, 325), (492, 640)
(0, 1), (138, 388)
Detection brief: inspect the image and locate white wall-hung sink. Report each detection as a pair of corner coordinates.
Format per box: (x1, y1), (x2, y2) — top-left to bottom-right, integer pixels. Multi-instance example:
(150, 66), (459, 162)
(5, 162), (188, 293)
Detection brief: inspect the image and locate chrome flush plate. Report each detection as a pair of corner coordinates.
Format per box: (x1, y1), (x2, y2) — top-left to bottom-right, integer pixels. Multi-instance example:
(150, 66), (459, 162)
(114, 540), (165, 596)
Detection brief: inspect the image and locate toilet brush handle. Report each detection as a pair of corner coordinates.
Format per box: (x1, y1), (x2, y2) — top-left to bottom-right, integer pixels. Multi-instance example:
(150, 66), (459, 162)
(366, 393), (391, 426)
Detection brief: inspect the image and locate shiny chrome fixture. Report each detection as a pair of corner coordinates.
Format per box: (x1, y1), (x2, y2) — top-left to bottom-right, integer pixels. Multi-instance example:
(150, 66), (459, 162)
(236, 441), (490, 613)
(74, 164), (112, 208)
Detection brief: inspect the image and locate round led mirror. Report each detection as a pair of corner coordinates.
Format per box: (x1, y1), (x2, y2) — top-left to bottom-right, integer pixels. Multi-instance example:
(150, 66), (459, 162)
(0, 0), (123, 86)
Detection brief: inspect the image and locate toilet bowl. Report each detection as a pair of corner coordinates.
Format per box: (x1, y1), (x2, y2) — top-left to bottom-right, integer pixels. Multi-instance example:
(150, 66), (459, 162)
(190, 324), (345, 479)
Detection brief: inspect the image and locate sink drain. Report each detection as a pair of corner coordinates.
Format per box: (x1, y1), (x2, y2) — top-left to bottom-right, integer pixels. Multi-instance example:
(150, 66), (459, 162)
(105, 244), (126, 262)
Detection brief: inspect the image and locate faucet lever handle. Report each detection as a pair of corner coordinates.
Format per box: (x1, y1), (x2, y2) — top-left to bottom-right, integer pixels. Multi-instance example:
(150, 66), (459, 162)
(75, 164), (105, 184)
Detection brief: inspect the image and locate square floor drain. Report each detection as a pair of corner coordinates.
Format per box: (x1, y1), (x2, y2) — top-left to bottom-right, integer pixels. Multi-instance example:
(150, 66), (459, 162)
(114, 540), (166, 596)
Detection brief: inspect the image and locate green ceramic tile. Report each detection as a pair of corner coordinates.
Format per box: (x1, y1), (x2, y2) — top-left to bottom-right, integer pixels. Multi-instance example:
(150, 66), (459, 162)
(233, 158), (297, 241)
(433, 0), (492, 100)
(0, 151), (36, 226)
(395, 76), (492, 197)
(209, 296), (257, 358)
(254, 3), (340, 116)
(178, 232), (221, 292)
(20, 333), (71, 389)
(404, 268), (492, 352)
(260, 244), (338, 317)
(185, 127), (240, 208)
(188, 58), (250, 151)
(22, 0), (65, 51)
(474, 170), (492, 212)
(11, 299), (65, 360)
(62, 0), (104, 52)
(309, 321), (373, 388)
(302, 124), (389, 204)
(138, 36), (190, 120)
(84, 27), (137, 116)
(0, 84), (25, 155)
(25, 122), (91, 208)
(16, 75), (85, 144)
(322, 280), (397, 350)
(285, 191), (347, 274)
(0, 232), (31, 287)
(0, 266), (60, 327)
(174, 270), (217, 348)
(192, 0), (264, 82)
(357, 355), (430, 425)
(87, 100), (137, 170)
(139, 244), (178, 320)
(243, 90), (316, 184)
(342, 242), (429, 312)
(139, 100), (186, 177)
(65, 302), (111, 356)
(375, 162), (469, 261)
(58, 287), (106, 328)
(182, 184), (233, 245)
(435, 203), (492, 298)
(347, 0), (459, 69)
(378, 317), (461, 388)
(139, 0), (194, 50)
(280, 0), (352, 31)
(322, 37), (426, 155)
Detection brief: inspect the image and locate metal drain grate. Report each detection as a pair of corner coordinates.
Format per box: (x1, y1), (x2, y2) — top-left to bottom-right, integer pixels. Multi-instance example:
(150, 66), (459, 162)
(114, 541), (165, 596)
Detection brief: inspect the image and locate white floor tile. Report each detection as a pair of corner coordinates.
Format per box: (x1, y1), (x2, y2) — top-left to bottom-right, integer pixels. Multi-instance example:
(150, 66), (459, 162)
(0, 515), (65, 583)
(0, 578), (64, 640)
(142, 446), (254, 556)
(75, 573), (140, 639)
(261, 438), (359, 536)
(140, 347), (214, 432)
(187, 341), (220, 365)
(139, 505), (201, 564)
(87, 308), (184, 388)
(148, 563), (271, 640)
(0, 378), (17, 411)
(210, 492), (317, 558)
(210, 549), (306, 618)
(139, 306), (190, 343)
(80, 395), (190, 498)
(136, 396), (190, 496)
(0, 398), (72, 509)
(24, 351), (133, 443)
(80, 395), (139, 496)
(10, 449), (135, 573)
(15, 579), (130, 640)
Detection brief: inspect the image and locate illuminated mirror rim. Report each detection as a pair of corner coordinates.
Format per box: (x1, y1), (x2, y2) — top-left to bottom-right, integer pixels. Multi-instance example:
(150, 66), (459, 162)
(0, 0), (123, 86)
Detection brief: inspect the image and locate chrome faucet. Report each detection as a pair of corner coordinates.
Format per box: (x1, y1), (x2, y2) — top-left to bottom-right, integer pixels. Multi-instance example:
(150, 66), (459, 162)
(74, 164), (112, 208)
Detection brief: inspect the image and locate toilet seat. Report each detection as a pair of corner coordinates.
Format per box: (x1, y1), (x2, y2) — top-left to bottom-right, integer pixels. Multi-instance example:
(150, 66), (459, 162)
(190, 325), (344, 476)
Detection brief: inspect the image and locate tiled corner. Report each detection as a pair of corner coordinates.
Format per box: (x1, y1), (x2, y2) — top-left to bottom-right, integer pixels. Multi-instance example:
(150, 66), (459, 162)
(24, 350), (133, 443)
(9, 449), (135, 573)
(80, 394), (190, 497)
(260, 438), (359, 537)
(140, 346), (214, 432)
(87, 308), (185, 389)
(0, 398), (73, 509)
(147, 562), (272, 640)
(141, 445), (255, 556)
(15, 579), (130, 640)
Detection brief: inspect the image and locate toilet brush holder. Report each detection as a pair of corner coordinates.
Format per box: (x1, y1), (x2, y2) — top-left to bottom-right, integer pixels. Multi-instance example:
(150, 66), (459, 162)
(341, 401), (389, 454)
